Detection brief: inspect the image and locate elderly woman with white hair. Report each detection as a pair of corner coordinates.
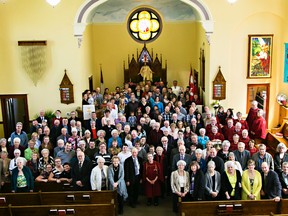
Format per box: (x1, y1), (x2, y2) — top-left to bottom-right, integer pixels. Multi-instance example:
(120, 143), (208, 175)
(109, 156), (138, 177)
(38, 148), (54, 173)
(198, 128), (209, 149)
(193, 148), (207, 173)
(108, 156), (128, 215)
(274, 142), (288, 174)
(107, 129), (122, 149)
(9, 149), (27, 173)
(95, 129), (106, 147)
(90, 156), (108, 191)
(0, 138), (8, 153)
(205, 161), (221, 200)
(83, 129), (92, 146)
(217, 140), (231, 163)
(224, 152), (243, 175)
(221, 161), (242, 200)
(68, 128), (81, 150)
(171, 160), (190, 213)
(11, 157), (34, 193)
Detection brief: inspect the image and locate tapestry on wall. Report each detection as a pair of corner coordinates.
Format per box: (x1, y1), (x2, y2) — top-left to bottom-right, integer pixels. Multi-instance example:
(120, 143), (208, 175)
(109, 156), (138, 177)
(18, 41), (47, 86)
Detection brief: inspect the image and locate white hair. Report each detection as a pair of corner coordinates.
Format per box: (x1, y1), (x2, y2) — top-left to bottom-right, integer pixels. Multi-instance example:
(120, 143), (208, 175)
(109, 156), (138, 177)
(16, 157), (24, 164)
(226, 160), (235, 169)
(111, 129), (118, 136)
(14, 149), (21, 154)
(207, 160), (216, 168)
(13, 137), (21, 144)
(199, 128), (206, 134)
(176, 160), (186, 167)
(97, 156), (105, 163)
(222, 140), (230, 147)
(84, 130), (91, 134)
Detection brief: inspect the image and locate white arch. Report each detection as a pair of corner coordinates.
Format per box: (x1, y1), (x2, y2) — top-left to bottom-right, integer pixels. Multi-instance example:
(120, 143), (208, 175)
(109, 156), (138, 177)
(74, 0), (214, 46)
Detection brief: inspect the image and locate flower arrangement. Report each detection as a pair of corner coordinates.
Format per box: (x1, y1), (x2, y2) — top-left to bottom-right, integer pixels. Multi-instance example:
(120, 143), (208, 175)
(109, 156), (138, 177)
(210, 100), (221, 109)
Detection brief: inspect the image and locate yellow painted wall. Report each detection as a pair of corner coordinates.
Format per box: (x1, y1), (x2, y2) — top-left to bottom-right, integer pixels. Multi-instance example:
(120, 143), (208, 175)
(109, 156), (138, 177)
(205, 0), (288, 128)
(90, 21), (202, 90)
(0, 0), (91, 121)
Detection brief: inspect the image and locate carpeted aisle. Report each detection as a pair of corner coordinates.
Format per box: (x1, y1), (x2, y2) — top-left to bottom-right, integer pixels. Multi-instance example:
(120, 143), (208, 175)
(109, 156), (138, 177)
(123, 195), (177, 216)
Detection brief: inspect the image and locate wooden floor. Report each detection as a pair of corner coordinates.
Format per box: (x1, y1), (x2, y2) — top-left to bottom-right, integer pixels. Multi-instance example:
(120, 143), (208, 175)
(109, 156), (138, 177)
(123, 195), (176, 216)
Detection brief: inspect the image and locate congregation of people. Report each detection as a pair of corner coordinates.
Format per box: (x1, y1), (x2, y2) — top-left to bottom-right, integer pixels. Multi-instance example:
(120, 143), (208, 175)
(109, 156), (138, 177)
(0, 80), (287, 214)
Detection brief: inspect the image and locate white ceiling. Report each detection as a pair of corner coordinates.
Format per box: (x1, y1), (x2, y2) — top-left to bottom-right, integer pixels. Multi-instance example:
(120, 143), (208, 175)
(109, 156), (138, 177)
(89, 0), (197, 23)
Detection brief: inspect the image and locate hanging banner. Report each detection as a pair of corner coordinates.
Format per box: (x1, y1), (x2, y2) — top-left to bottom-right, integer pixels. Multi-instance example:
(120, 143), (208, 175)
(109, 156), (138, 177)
(284, 43), (288, 83)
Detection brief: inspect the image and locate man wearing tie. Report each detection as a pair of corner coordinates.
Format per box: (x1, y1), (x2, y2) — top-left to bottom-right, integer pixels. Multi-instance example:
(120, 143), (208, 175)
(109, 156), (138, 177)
(71, 151), (92, 191)
(124, 148), (143, 208)
(233, 142), (250, 170)
(36, 110), (48, 127)
(171, 145), (191, 171)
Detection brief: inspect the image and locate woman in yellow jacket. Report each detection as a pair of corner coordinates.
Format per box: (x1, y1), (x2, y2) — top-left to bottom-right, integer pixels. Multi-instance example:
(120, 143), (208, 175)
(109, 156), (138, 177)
(241, 159), (262, 200)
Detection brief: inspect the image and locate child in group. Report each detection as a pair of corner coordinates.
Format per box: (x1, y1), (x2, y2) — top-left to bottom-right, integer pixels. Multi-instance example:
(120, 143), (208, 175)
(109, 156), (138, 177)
(128, 111), (137, 129)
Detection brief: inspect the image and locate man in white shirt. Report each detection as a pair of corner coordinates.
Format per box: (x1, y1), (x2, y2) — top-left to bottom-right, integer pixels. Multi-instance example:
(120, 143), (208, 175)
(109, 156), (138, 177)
(118, 144), (132, 165)
(171, 80), (181, 97)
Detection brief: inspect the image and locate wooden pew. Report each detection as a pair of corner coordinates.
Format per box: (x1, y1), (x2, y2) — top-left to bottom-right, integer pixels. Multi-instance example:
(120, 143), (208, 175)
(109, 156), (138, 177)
(279, 199), (288, 214)
(1, 193), (41, 206)
(1, 181), (73, 193)
(39, 190), (117, 205)
(180, 200), (282, 216)
(0, 190), (117, 206)
(0, 204), (115, 216)
(266, 118), (288, 155)
(0, 206), (11, 216)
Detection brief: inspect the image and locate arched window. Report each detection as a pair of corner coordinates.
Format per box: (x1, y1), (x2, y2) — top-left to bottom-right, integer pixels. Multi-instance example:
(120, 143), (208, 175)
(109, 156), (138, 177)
(127, 8), (162, 43)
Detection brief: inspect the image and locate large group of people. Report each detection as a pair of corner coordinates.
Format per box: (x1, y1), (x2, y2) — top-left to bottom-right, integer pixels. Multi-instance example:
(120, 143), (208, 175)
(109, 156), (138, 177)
(0, 80), (285, 214)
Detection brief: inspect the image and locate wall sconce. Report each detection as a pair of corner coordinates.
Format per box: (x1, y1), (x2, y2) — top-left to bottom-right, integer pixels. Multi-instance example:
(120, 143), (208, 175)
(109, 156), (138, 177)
(46, 0), (61, 7)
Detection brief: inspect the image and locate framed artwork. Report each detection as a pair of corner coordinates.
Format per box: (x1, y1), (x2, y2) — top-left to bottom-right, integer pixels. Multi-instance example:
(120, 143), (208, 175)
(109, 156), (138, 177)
(247, 34), (273, 78)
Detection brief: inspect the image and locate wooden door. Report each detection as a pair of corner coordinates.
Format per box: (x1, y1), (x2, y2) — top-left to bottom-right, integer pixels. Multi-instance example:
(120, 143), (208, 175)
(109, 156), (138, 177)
(0, 94), (29, 138)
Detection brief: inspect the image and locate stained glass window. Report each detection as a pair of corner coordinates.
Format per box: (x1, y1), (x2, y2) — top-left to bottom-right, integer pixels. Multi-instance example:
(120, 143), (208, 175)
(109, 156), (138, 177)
(127, 8), (162, 43)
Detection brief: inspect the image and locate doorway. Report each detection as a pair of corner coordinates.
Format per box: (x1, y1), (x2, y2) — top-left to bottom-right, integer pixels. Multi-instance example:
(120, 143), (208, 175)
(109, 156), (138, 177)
(246, 84), (270, 124)
(0, 94), (29, 138)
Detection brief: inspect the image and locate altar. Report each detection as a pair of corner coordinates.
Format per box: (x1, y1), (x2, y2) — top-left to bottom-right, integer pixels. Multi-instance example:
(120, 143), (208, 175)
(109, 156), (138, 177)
(123, 44), (167, 84)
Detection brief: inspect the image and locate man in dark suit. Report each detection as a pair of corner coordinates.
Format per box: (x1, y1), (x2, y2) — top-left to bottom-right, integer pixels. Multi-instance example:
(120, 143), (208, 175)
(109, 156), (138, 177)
(71, 151), (92, 191)
(207, 147), (225, 174)
(124, 147), (143, 208)
(171, 145), (192, 171)
(279, 162), (288, 198)
(36, 110), (49, 127)
(160, 136), (173, 164)
(50, 119), (62, 146)
(260, 162), (281, 201)
(233, 142), (250, 170)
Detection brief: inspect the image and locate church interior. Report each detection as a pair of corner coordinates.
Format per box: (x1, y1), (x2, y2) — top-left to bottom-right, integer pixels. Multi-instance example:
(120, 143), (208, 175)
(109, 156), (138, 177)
(0, 0), (287, 135)
(1, 0), (288, 215)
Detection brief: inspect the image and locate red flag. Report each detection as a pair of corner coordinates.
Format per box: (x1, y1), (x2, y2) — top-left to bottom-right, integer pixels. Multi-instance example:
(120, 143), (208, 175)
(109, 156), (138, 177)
(189, 66), (194, 100)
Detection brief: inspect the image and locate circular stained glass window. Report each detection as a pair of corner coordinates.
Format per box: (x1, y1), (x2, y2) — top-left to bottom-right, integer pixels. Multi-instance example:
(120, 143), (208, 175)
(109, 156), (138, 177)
(127, 8), (162, 43)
